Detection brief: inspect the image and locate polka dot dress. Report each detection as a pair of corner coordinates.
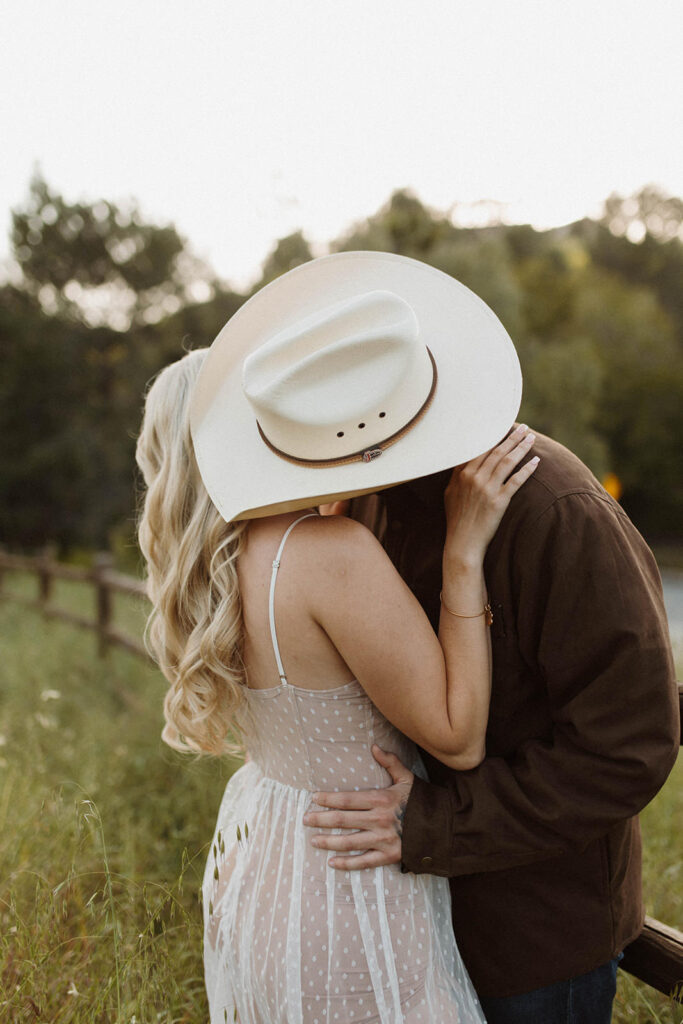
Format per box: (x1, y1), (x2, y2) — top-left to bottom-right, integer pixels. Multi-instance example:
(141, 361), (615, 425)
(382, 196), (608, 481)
(202, 517), (486, 1023)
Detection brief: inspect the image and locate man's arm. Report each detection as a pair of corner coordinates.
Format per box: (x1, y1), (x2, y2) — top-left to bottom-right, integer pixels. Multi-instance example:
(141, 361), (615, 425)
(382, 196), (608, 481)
(405, 492), (679, 876)
(307, 493), (679, 873)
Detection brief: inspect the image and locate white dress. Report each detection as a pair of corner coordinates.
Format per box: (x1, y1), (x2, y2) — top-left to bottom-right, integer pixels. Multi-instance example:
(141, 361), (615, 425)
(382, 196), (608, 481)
(203, 515), (486, 1023)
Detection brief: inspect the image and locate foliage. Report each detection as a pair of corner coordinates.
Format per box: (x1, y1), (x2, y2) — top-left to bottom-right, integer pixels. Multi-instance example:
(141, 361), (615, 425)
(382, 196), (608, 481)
(255, 230), (314, 289)
(1, 179), (682, 549)
(10, 173), (218, 331)
(602, 185), (683, 245)
(1, 177), (246, 550)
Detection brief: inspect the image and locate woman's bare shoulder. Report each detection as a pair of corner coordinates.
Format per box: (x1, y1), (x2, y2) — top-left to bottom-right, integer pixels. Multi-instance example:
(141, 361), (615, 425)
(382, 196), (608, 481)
(304, 513), (386, 564)
(297, 513), (411, 611)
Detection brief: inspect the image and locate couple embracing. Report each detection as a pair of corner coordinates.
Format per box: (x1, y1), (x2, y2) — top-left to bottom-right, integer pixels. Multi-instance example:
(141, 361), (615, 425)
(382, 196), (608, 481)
(136, 252), (678, 1023)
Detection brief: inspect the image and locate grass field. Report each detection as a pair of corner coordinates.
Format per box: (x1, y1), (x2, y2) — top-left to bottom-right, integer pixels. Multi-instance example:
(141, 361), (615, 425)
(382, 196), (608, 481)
(0, 571), (681, 1023)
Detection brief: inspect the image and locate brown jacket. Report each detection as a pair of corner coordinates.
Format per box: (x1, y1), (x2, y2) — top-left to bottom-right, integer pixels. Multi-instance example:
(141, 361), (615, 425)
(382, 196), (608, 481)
(350, 432), (679, 997)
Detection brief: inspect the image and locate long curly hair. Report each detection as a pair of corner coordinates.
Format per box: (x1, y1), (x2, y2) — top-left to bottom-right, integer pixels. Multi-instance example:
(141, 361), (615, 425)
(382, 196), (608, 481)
(136, 348), (248, 755)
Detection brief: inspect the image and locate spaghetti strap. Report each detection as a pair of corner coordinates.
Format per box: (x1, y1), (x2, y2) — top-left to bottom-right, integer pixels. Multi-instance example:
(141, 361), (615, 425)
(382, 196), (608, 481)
(268, 512), (319, 686)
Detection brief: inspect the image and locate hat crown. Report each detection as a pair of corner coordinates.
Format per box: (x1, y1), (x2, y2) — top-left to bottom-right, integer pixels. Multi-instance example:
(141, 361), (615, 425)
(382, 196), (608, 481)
(242, 290), (434, 460)
(190, 250), (522, 522)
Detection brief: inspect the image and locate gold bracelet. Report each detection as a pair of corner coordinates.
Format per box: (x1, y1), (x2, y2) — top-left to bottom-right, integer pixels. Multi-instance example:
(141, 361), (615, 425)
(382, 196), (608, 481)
(440, 591), (494, 627)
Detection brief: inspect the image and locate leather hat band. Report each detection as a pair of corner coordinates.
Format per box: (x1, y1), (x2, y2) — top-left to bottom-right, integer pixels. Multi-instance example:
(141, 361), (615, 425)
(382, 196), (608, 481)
(256, 349), (438, 468)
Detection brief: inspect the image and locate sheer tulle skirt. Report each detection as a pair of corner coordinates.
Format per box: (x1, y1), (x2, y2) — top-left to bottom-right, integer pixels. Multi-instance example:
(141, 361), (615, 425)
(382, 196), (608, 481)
(203, 761), (486, 1023)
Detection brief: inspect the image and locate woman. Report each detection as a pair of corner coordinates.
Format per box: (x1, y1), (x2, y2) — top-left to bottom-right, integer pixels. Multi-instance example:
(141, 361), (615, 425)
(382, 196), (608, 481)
(136, 254), (536, 1023)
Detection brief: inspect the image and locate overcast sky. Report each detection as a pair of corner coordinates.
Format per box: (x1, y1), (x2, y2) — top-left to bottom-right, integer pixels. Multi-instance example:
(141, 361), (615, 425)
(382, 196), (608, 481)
(1, 0), (681, 288)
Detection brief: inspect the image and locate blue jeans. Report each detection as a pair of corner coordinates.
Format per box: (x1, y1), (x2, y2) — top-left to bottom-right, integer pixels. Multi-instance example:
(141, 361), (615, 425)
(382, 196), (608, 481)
(479, 956), (622, 1024)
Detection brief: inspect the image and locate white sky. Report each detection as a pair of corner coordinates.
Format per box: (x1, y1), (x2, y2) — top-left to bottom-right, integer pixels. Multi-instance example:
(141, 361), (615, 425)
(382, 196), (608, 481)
(1, 0), (681, 289)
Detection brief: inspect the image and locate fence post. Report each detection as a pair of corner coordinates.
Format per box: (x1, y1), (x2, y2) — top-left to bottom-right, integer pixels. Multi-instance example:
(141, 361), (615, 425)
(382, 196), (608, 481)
(93, 552), (114, 658)
(38, 544), (57, 608)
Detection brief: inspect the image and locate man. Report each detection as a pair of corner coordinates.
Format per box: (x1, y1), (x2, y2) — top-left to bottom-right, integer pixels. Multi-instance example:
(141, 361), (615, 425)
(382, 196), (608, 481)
(304, 431), (679, 1024)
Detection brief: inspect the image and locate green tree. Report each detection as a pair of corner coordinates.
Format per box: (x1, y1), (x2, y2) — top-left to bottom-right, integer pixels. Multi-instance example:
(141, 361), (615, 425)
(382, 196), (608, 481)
(11, 172), (215, 330)
(3, 176), (246, 550)
(519, 335), (608, 474)
(601, 184), (683, 244)
(574, 270), (683, 535)
(333, 189), (454, 258)
(580, 219), (683, 335)
(0, 286), (97, 547)
(256, 231), (314, 289)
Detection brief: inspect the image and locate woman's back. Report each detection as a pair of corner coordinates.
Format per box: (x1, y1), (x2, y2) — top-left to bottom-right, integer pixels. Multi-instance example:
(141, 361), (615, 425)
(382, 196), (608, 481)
(202, 513), (485, 1023)
(238, 511), (359, 694)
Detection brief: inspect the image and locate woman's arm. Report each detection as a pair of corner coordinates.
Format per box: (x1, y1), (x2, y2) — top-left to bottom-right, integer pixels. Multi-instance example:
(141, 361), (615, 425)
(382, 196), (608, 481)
(310, 426), (538, 769)
(435, 425), (538, 765)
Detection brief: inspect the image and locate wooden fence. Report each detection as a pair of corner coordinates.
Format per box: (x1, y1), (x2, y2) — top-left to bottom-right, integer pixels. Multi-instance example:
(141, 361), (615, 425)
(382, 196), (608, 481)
(0, 546), (149, 661)
(0, 547), (681, 1003)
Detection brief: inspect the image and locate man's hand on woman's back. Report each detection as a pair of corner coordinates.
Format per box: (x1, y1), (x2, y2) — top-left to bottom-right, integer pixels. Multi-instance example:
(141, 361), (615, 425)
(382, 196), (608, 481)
(303, 745), (414, 870)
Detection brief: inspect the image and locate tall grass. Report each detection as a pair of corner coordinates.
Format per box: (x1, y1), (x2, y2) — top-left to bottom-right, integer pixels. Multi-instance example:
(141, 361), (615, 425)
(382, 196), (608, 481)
(0, 574), (680, 1022)
(0, 580), (236, 1022)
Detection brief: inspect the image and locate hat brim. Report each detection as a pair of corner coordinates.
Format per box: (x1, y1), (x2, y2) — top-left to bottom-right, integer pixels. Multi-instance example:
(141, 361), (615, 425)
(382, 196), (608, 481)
(191, 251), (522, 522)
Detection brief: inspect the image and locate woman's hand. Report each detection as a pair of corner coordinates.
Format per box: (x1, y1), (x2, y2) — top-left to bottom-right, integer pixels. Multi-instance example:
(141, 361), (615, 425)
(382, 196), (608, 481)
(444, 424), (539, 565)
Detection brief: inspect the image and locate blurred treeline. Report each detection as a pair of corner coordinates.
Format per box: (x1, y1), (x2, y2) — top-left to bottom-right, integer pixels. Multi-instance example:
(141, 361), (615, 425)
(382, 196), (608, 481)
(1, 176), (682, 556)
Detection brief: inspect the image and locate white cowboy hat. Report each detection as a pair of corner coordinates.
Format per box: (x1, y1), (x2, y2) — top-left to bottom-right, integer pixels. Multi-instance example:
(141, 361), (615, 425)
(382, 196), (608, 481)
(190, 251), (522, 522)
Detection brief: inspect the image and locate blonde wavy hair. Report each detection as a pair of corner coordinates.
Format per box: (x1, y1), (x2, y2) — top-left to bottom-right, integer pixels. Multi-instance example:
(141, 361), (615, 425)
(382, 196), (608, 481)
(136, 348), (249, 756)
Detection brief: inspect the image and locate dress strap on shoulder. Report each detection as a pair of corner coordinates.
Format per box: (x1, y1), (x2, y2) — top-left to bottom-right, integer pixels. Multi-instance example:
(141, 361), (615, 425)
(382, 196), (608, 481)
(269, 512), (319, 686)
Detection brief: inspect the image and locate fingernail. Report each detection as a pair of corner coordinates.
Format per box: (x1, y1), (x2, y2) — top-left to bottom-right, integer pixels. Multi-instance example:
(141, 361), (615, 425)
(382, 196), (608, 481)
(515, 423), (528, 434)
(303, 815), (311, 824)
(311, 838), (320, 847)
(530, 456), (540, 464)
(525, 433), (536, 443)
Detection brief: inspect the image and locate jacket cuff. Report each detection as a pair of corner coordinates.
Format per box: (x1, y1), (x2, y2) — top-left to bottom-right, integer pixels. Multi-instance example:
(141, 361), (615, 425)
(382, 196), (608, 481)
(400, 775), (455, 876)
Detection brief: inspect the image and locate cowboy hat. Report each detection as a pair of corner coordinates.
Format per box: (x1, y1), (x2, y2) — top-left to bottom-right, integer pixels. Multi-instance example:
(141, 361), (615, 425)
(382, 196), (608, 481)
(190, 251), (522, 522)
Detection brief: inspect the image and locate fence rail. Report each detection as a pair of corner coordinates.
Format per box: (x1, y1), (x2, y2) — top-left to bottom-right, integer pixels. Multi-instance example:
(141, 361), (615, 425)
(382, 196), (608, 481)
(0, 546), (148, 660)
(0, 546), (681, 1002)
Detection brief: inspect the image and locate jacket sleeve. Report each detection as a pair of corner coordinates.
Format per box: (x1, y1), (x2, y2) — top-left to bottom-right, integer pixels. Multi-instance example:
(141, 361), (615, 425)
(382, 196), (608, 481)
(401, 492), (680, 878)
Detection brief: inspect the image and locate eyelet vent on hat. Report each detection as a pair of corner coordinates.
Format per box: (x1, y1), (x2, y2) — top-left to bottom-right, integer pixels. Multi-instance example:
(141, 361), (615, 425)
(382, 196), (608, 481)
(242, 289), (433, 462)
(254, 349), (438, 468)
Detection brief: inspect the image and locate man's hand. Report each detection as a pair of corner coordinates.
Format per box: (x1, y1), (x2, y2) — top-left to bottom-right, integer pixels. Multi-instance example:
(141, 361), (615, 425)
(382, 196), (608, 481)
(303, 746), (414, 870)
